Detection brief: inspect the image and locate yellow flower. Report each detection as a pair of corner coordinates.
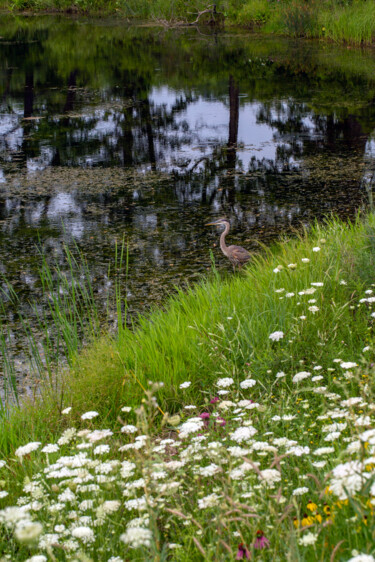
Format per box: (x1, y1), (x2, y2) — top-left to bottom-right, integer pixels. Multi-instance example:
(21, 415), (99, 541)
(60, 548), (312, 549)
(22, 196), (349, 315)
(301, 514), (314, 527)
(314, 513), (322, 524)
(307, 500), (318, 512)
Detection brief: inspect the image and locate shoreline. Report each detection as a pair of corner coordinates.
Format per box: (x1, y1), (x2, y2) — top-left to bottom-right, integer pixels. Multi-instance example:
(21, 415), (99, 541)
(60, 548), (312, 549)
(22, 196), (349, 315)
(1, 2), (375, 46)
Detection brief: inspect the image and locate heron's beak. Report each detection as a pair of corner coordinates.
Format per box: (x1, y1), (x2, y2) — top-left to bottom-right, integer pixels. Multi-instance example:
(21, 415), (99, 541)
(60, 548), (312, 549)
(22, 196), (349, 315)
(205, 222), (218, 226)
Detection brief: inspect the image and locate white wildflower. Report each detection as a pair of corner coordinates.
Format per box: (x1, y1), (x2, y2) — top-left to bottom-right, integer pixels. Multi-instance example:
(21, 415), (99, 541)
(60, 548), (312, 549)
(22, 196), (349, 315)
(41, 444), (59, 454)
(240, 379), (256, 389)
(179, 381), (191, 389)
(216, 377), (234, 388)
(292, 371), (311, 383)
(292, 487), (309, 496)
(231, 426), (257, 443)
(298, 532), (318, 546)
(197, 493), (221, 509)
(71, 526), (95, 543)
(269, 331), (284, 342)
(121, 425), (138, 434)
(81, 411), (99, 420)
(120, 526), (152, 548)
(15, 521), (43, 543)
(15, 442), (41, 460)
(340, 362), (357, 369)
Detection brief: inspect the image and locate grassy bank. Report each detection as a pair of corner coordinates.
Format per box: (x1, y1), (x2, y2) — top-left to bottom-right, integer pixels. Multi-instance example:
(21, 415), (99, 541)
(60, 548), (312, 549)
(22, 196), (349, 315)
(1, 214), (375, 559)
(3, 0), (375, 45)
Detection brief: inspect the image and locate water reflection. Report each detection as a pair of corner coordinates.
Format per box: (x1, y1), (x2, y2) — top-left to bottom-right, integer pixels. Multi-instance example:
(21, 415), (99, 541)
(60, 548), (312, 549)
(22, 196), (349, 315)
(1, 17), (375, 388)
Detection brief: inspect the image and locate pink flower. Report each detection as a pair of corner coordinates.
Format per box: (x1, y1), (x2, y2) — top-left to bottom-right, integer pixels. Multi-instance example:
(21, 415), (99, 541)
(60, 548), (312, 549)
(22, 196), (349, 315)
(217, 416), (226, 427)
(210, 397), (220, 404)
(199, 412), (210, 428)
(236, 543), (250, 559)
(253, 530), (270, 550)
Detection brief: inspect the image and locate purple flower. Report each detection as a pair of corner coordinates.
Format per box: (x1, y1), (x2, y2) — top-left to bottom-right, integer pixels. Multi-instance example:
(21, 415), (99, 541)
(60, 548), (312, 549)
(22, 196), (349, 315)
(217, 416), (226, 427)
(236, 543), (250, 559)
(210, 397), (220, 404)
(253, 530), (269, 550)
(199, 412), (210, 419)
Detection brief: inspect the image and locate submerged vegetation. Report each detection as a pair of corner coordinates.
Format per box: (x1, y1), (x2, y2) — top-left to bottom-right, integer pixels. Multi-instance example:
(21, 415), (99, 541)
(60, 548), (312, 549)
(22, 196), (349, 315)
(1, 214), (375, 558)
(3, 0), (375, 44)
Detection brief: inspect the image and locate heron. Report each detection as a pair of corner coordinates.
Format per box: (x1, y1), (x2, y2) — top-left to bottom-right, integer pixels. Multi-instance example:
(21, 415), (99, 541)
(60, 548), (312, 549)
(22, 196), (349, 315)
(205, 218), (251, 270)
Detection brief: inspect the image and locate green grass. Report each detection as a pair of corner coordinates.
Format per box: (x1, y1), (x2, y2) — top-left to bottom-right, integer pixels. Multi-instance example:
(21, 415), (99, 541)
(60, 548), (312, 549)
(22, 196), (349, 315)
(1, 214), (375, 559)
(1, 212), (375, 445)
(4, 0), (375, 45)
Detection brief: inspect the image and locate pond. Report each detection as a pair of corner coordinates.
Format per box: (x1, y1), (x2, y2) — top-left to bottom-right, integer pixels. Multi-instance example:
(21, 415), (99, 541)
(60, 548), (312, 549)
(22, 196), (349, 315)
(1, 15), (375, 394)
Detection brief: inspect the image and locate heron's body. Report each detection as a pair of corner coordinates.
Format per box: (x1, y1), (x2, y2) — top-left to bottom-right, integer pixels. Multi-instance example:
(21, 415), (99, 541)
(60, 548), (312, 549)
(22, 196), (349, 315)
(207, 219), (251, 270)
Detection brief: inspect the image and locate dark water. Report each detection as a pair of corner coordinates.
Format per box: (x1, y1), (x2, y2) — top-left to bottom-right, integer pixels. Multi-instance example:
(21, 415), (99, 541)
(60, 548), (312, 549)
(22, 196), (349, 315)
(1, 16), (375, 389)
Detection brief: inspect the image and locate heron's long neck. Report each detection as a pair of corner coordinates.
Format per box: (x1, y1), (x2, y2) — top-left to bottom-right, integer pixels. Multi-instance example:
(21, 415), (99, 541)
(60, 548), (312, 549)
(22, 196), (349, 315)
(220, 223), (230, 256)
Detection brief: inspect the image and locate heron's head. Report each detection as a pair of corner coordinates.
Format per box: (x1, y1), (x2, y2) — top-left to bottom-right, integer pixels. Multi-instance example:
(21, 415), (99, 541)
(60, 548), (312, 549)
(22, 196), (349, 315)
(205, 218), (230, 229)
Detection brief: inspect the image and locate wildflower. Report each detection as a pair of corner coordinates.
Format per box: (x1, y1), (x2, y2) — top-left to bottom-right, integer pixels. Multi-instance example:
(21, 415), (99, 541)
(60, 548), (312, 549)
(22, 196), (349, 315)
(340, 280), (347, 285)
(292, 371), (311, 383)
(324, 432), (341, 442)
(0, 492), (8, 499)
(298, 532), (318, 546)
(197, 493), (221, 509)
(340, 362), (357, 369)
(25, 556), (48, 562)
(231, 426), (257, 443)
(293, 487), (309, 496)
(121, 406), (132, 412)
(236, 543), (250, 559)
(179, 418), (204, 438)
(197, 463), (221, 477)
(71, 526), (95, 543)
(120, 526), (152, 548)
(15, 442), (41, 460)
(329, 460), (370, 500)
(308, 306), (319, 313)
(312, 247), (320, 252)
(311, 282), (323, 287)
(41, 444), (59, 454)
(81, 411), (99, 420)
(301, 513), (314, 526)
(275, 288), (285, 293)
(57, 428), (77, 445)
(269, 331), (284, 342)
(61, 407), (72, 415)
(121, 425), (138, 434)
(273, 265), (283, 273)
(288, 263), (297, 269)
(216, 377), (234, 388)
(286, 292), (295, 298)
(93, 444), (110, 455)
(253, 530), (270, 550)
(87, 429), (113, 443)
(259, 469), (281, 486)
(301, 258), (310, 263)
(179, 381), (191, 389)
(306, 500), (318, 512)
(240, 379), (256, 389)
(15, 521), (43, 544)
(314, 446), (335, 455)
